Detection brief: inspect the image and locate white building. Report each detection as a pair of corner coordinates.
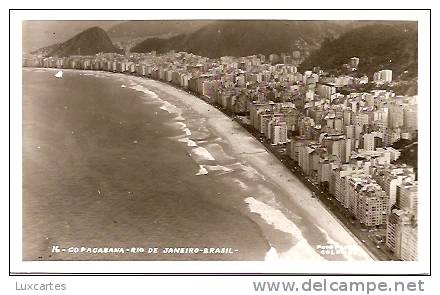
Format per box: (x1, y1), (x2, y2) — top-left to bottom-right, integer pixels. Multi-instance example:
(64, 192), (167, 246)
(374, 69), (393, 83)
(269, 120), (288, 145)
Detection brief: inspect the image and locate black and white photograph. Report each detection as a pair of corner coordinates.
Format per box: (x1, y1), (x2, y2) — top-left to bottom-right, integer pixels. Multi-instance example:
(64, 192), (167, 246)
(9, 9), (431, 278)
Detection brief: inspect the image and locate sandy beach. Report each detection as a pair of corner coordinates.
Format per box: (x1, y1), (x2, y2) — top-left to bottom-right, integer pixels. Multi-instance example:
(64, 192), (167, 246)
(127, 75), (374, 261)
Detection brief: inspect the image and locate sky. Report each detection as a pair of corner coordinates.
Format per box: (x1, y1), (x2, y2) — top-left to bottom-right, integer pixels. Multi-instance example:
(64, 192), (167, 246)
(22, 21), (122, 53)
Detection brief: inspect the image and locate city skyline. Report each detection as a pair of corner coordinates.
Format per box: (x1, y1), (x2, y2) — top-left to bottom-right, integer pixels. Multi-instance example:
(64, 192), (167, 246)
(22, 44), (419, 261)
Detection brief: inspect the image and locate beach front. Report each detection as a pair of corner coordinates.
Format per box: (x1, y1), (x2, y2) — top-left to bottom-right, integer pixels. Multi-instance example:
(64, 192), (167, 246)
(124, 74), (374, 261)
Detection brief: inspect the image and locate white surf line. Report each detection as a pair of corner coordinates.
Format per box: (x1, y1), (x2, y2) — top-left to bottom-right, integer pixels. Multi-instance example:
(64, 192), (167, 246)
(178, 137), (198, 147)
(245, 197), (325, 261)
(195, 165), (209, 176)
(191, 146), (215, 161)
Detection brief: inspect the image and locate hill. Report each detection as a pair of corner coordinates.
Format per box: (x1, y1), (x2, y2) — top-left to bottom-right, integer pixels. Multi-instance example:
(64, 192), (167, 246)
(47, 26), (123, 57)
(131, 20), (351, 58)
(300, 22), (418, 79)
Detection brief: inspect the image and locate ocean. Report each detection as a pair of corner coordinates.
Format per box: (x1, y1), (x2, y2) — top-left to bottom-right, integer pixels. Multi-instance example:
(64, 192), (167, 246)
(22, 68), (371, 261)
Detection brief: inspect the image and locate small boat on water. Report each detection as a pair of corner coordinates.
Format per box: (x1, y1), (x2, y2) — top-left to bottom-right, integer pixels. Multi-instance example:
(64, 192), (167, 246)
(55, 70), (63, 78)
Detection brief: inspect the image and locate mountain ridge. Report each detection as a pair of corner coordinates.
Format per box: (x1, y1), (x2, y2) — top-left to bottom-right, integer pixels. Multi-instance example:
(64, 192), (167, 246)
(131, 20), (351, 58)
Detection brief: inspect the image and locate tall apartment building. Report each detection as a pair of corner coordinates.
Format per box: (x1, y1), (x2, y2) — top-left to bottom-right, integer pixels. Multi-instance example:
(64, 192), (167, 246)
(321, 133), (350, 163)
(345, 174), (389, 226)
(373, 108), (389, 129)
(403, 105), (418, 130)
(260, 111), (274, 136)
(383, 128), (401, 146)
(317, 83), (336, 100)
(356, 188), (389, 226)
(269, 120), (288, 145)
(400, 225), (418, 261)
(373, 165), (415, 211)
(386, 209), (417, 261)
(397, 182), (418, 217)
(362, 133), (376, 151)
(249, 102), (271, 130)
(289, 136), (313, 162)
(389, 104), (405, 129)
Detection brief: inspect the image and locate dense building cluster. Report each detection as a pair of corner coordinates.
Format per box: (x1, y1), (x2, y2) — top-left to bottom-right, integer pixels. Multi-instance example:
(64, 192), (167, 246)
(23, 50), (419, 260)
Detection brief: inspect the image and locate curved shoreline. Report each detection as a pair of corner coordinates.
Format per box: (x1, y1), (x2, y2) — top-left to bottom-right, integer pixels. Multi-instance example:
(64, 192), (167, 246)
(24, 67), (376, 261)
(129, 74), (376, 261)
